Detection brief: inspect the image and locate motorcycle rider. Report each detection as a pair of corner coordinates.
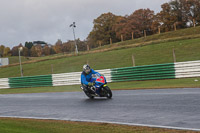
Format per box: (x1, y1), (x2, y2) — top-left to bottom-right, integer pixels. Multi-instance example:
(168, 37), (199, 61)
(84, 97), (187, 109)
(81, 64), (100, 93)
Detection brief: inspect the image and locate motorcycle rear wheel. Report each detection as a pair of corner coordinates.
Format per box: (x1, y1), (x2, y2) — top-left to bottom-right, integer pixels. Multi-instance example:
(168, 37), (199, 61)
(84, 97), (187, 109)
(84, 91), (94, 99)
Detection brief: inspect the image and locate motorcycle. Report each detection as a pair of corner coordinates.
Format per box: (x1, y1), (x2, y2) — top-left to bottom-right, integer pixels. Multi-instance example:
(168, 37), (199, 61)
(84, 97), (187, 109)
(81, 74), (112, 99)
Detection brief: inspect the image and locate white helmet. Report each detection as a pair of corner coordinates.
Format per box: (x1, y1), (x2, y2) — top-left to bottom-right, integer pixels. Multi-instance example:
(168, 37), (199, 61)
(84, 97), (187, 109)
(83, 64), (91, 74)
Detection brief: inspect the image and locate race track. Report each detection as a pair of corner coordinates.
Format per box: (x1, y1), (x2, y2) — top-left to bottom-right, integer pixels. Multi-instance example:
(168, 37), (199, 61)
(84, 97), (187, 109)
(0, 88), (200, 131)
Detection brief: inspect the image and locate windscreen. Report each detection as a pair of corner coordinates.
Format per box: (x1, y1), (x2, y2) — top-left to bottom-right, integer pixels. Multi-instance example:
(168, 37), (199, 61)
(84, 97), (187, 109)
(92, 73), (101, 78)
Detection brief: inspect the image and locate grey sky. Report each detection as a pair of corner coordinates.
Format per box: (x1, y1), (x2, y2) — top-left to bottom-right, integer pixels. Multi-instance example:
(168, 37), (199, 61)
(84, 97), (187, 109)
(0, 0), (169, 48)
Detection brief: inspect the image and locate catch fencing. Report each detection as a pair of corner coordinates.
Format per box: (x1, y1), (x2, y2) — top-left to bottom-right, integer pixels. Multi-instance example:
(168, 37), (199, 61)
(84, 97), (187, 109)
(0, 60), (200, 89)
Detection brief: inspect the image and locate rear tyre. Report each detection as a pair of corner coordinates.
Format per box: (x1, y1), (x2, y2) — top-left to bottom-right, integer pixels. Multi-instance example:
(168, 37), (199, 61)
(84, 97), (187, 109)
(84, 91), (94, 99)
(104, 86), (112, 99)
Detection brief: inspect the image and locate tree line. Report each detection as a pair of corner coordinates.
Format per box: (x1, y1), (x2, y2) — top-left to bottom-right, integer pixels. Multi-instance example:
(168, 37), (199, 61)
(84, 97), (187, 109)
(0, 0), (199, 57)
(9, 39), (87, 57)
(87, 0), (200, 48)
(0, 39), (87, 57)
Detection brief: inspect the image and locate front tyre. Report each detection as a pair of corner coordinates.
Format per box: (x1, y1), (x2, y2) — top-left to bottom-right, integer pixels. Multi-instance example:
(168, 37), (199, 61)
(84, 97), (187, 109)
(104, 86), (112, 99)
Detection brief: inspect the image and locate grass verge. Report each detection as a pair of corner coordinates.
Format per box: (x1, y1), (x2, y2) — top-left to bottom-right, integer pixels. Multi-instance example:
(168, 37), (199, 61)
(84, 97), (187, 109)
(0, 118), (198, 133)
(0, 77), (200, 94)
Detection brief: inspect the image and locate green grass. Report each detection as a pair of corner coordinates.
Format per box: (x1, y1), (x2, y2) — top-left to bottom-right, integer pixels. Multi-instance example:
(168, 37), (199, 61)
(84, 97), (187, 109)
(1, 37), (200, 78)
(0, 77), (200, 94)
(8, 56), (29, 64)
(8, 53), (68, 65)
(0, 118), (197, 133)
(0, 85), (80, 94)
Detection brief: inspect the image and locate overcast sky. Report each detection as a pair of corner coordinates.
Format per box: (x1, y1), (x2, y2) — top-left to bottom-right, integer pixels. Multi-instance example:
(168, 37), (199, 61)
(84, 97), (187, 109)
(0, 0), (169, 48)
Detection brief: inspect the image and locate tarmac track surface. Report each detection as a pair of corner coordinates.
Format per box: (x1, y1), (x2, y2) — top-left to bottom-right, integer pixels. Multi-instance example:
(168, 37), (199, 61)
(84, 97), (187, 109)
(0, 88), (200, 131)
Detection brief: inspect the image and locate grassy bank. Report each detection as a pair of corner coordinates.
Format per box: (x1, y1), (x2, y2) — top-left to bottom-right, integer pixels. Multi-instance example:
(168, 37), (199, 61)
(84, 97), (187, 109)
(7, 26), (200, 65)
(0, 26), (200, 78)
(0, 118), (198, 133)
(1, 37), (200, 78)
(0, 77), (199, 94)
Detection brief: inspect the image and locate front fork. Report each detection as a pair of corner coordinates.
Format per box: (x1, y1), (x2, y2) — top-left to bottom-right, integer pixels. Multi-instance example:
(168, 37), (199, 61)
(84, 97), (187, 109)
(98, 84), (107, 96)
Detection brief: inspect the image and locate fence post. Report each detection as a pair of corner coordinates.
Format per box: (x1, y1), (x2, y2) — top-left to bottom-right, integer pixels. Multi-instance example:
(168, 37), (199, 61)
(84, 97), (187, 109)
(132, 54), (135, 67)
(87, 45), (89, 51)
(99, 41), (102, 47)
(51, 64), (54, 74)
(110, 38), (112, 44)
(158, 27), (161, 34)
(174, 23), (177, 31)
(173, 48), (176, 63)
(193, 18), (196, 27)
(144, 30), (146, 38)
(132, 32), (134, 40)
(121, 34), (123, 42)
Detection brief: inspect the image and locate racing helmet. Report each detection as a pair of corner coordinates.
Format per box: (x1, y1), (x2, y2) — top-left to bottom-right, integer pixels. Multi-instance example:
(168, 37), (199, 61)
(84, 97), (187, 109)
(83, 64), (91, 74)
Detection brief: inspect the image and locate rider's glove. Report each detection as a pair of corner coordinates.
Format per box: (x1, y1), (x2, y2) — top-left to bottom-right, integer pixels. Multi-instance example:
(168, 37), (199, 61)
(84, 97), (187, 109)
(88, 82), (94, 86)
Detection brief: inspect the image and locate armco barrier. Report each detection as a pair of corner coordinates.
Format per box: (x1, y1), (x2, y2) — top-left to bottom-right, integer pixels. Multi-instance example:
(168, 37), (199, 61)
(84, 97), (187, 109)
(175, 60), (200, 78)
(9, 75), (53, 88)
(111, 63), (176, 82)
(0, 60), (200, 89)
(52, 69), (112, 86)
(0, 78), (9, 89)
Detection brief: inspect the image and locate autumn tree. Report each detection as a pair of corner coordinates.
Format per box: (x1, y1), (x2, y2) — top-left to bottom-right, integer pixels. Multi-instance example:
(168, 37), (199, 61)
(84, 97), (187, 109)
(112, 16), (131, 40)
(11, 43), (23, 56)
(87, 12), (120, 48)
(156, 3), (177, 32)
(0, 45), (5, 57)
(35, 45), (42, 57)
(3, 47), (11, 57)
(77, 39), (87, 51)
(151, 14), (161, 34)
(50, 46), (56, 55)
(169, 0), (189, 28)
(130, 9), (155, 37)
(63, 40), (74, 53)
(113, 9), (154, 40)
(185, 0), (200, 27)
(54, 39), (63, 54)
(30, 46), (37, 57)
(11, 46), (18, 56)
(155, 0), (200, 31)
(22, 47), (29, 57)
(43, 45), (50, 56)
(30, 45), (42, 57)
(0, 45), (11, 57)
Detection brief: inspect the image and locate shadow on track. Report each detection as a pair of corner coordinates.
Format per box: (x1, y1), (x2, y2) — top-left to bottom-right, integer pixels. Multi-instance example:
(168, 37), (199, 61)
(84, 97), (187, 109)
(83, 98), (113, 103)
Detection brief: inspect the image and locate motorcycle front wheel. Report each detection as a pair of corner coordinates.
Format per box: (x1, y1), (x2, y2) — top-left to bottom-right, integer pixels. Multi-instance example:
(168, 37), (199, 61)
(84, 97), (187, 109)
(103, 86), (112, 99)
